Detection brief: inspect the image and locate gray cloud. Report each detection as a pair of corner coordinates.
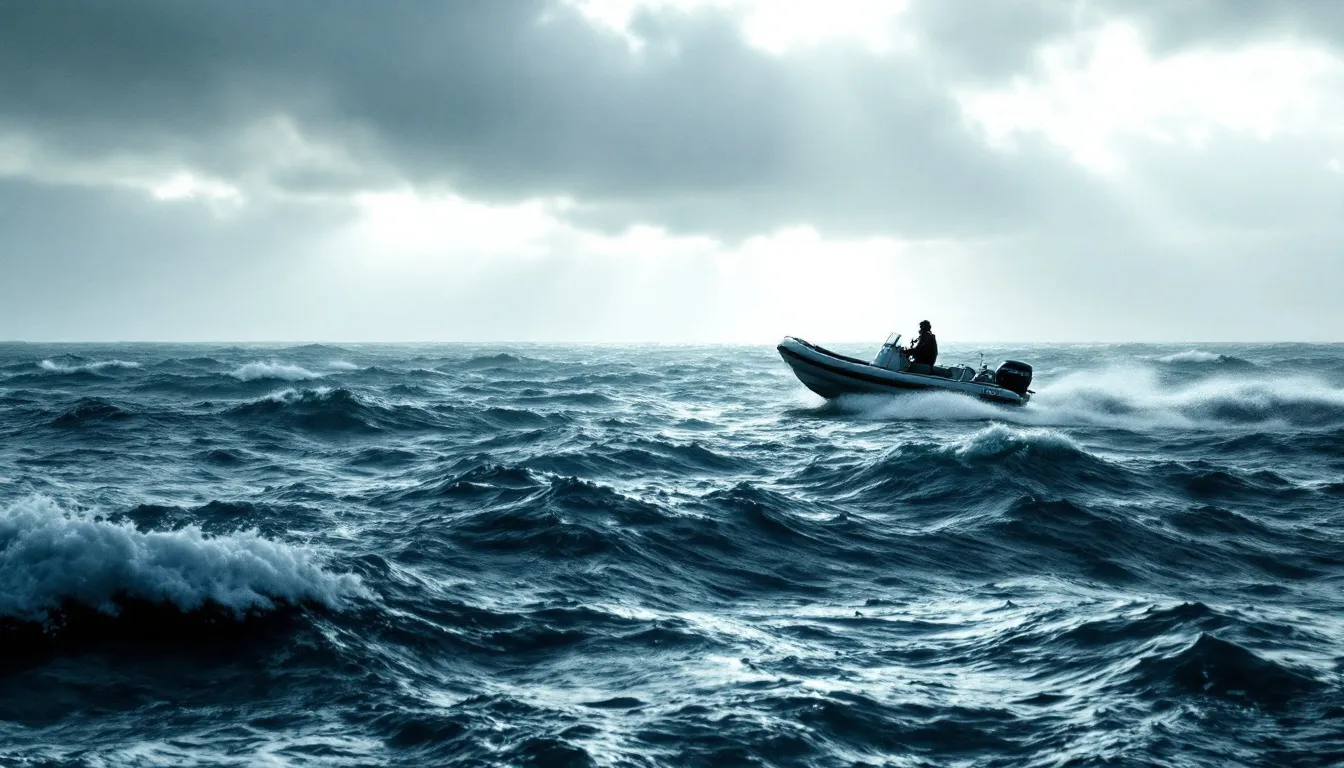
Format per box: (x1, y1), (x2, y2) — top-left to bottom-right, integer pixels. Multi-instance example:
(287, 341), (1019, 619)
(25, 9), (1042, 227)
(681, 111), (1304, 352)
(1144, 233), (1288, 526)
(3, 0), (1344, 340)
(0, 0), (1145, 239)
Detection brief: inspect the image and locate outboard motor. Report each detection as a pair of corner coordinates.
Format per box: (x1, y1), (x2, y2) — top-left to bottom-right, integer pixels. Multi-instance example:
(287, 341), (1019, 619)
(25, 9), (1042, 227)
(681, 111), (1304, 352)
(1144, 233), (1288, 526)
(994, 360), (1033, 396)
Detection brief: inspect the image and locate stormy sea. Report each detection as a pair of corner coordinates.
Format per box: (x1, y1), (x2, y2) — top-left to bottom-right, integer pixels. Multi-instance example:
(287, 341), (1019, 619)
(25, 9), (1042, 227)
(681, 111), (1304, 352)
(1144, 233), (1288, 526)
(1, 341), (1342, 767)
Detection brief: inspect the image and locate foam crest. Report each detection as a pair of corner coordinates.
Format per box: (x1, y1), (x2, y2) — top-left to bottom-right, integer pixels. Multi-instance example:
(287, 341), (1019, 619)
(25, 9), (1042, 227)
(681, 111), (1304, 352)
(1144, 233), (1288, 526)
(257, 386), (332, 404)
(0, 496), (363, 622)
(1155, 350), (1222, 364)
(39, 359), (142, 373)
(1152, 350), (1256, 368)
(951, 424), (1084, 459)
(327, 360), (360, 371)
(229, 360), (323, 382)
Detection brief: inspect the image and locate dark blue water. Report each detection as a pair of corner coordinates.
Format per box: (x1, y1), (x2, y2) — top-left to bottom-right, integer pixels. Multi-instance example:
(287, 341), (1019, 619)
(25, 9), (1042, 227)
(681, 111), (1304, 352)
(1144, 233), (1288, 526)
(1, 341), (1342, 766)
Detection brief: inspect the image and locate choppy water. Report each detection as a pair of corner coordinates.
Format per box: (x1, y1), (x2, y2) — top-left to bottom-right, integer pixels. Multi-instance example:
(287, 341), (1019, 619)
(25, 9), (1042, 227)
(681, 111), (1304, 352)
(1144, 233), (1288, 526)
(1, 341), (1342, 767)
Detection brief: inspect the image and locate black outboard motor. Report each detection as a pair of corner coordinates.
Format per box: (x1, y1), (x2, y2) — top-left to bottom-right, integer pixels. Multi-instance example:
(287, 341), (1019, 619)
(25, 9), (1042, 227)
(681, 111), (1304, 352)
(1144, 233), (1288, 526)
(995, 360), (1033, 396)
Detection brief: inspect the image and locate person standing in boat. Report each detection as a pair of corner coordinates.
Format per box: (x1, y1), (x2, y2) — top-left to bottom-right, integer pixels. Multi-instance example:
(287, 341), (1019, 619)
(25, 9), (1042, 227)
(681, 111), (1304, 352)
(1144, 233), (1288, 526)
(906, 320), (938, 372)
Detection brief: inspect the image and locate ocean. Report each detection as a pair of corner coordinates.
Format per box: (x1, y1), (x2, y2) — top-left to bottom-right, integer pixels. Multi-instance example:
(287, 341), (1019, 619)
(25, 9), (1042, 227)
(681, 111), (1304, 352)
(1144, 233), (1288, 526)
(1, 341), (1341, 767)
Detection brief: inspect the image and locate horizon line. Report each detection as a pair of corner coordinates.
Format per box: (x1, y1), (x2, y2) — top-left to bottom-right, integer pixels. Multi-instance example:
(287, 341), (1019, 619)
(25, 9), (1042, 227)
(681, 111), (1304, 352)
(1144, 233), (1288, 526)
(1, 339), (1340, 346)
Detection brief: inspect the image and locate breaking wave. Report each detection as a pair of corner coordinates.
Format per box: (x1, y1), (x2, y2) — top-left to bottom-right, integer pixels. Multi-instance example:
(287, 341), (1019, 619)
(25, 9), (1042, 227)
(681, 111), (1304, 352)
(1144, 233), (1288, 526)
(38, 358), (142, 374)
(225, 387), (435, 433)
(949, 423), (1085, 459)
(0, 496), (363, 623)
(1154, 350), (1256, 367)
(229, 360), (323, 382)
(4, 341), (1342, 765)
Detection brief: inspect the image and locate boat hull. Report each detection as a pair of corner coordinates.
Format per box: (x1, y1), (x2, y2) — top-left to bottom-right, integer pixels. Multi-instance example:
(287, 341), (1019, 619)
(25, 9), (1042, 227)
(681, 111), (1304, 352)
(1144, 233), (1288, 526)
(777, 337), (1028, 406)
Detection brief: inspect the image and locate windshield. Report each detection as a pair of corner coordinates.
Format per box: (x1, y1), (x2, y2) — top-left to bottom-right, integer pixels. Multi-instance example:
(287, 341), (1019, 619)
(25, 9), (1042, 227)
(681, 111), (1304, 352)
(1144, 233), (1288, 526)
(884, 332), (901, 346)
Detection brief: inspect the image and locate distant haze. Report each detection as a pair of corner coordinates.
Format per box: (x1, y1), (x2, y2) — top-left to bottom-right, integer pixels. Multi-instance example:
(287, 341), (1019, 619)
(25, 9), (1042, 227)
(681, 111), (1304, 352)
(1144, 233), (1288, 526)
(3, 1), (1343, 343)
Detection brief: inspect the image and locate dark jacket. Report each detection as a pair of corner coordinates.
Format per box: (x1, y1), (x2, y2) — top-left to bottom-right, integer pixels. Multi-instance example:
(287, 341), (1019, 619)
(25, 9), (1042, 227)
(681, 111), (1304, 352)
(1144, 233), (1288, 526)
(909, 332), (938, 365)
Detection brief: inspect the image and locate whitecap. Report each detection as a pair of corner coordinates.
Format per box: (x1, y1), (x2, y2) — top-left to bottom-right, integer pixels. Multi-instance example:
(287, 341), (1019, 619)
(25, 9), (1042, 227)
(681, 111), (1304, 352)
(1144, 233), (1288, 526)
(951, 423), (1084, 459)
(38, 359), (142, 373)
(0, 495), (364, 623)
(228, 361), (322, 382)
(1156, 350), (1224, 364)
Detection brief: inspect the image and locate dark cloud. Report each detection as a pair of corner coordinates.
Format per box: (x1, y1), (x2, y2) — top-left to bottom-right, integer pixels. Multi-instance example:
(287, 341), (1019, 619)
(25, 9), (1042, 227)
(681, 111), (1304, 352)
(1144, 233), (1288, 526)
(0, 0), (1132, 239)
(3, 1), (1344, 342)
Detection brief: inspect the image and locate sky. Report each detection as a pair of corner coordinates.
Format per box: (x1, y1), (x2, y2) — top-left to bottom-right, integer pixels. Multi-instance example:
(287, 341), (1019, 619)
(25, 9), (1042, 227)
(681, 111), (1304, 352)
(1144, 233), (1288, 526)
(2, 0), (1343, 343)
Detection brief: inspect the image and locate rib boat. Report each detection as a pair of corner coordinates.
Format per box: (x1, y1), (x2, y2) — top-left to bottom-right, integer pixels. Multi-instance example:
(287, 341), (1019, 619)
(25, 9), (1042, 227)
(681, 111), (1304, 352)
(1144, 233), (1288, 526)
(777, 333), (1032, 406)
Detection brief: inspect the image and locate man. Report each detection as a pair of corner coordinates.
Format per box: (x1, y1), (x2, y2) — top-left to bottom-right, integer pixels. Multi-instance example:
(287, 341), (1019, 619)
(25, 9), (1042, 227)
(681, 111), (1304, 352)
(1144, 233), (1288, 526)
(906, 320), (938, 372)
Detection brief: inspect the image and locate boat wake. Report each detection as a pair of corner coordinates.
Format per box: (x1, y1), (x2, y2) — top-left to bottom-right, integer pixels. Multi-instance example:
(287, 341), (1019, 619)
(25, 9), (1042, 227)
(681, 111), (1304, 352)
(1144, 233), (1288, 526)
(829, 366), (1344, 431)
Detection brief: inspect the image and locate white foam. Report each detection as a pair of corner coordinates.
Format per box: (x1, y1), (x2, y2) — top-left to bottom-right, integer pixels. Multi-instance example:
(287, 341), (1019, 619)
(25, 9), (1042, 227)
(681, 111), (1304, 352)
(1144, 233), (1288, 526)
(251, 387), (334, 405)
(829, 366), (1344, 432)
(1155, 350), (1223, 364)
(951, 424), (1083, 458)
(38, 359), (142, 373)
(1035, 366), (1344, 429)
(0, 495), (364, 622)
(229, 361), (322, 382)
(832, 391), (1021, 423)
(326, 360), (360, 372)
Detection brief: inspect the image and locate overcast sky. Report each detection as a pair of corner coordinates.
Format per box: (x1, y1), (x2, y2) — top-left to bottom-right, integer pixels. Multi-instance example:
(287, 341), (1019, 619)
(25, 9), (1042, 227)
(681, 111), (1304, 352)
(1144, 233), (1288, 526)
(2, 0), (1342, 342)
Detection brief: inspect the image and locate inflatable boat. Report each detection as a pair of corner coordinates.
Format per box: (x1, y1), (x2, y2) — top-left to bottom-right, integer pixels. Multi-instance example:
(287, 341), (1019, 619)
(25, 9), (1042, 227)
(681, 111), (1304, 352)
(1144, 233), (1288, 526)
(778, 333), (1032, 406)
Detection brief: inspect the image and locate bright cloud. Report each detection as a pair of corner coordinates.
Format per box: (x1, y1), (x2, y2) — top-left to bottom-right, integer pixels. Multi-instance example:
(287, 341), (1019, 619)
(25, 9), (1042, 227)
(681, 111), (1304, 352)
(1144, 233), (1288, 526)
(327, 187), (955, 342)
(957, 23), (1344, 172)
(151, 172), (244, 205)
(567, 0), (909, 54)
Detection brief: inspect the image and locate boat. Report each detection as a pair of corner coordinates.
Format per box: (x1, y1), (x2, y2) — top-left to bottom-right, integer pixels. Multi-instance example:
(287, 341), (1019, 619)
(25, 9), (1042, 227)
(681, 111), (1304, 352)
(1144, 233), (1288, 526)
(777, 333), (1033, 406)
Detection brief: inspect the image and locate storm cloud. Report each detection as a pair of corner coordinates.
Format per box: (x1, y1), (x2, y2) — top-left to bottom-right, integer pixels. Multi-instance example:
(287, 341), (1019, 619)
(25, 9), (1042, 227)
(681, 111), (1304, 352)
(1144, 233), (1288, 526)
(2, 0), (1343, 341)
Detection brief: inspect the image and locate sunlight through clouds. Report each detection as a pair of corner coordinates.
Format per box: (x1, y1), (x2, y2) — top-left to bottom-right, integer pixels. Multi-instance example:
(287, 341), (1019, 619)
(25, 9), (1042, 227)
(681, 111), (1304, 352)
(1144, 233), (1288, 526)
(150, 173), (244, 205)
(957, 22), (1344, 173)
(6, 2), (1344, 341)
(567, 0), (909, 54)
(333, 189), (949, 342)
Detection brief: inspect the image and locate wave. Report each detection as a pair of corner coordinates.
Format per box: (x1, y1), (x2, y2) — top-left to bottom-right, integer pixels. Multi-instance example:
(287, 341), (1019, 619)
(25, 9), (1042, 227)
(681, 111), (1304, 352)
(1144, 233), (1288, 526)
(1163, 463), (1307, 503)
(381, 463), (543, 504)
(454, 353), (535, 370)
(226, 388), (373, 431)
(526, 437), (750, 478)
(512, 391), (614, 407)
(225, 388), (435, 433)
(1154, 350), (1257, 367)
(0, 496), (363, 624)
(49, 397), (134, 427)
(229, 361), (323, 382)
(446, 474), (664, 558)
(949, 423), (1085, 460)
(1053, 602), (1224, 649)
(38, 358), (142, 374)
(200, 447), (250, 465)
(480, 406), (571, 428)
(1132, 633), (1322, 709)
(792, 425), (1130, 509)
